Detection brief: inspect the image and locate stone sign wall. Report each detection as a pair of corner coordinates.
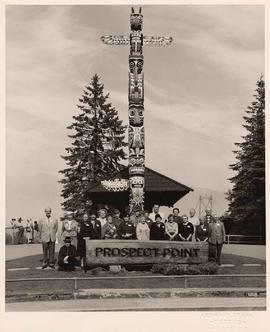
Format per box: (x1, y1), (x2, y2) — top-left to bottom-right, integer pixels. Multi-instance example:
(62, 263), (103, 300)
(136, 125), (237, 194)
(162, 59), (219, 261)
(85, 240), (209, 265)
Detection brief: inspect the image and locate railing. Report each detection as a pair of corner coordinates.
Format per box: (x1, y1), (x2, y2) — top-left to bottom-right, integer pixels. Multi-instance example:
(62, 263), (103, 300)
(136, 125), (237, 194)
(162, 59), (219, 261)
(6, 274), (266, 291)
(225, 235), (265, 245)
(6, 226), (43, 245)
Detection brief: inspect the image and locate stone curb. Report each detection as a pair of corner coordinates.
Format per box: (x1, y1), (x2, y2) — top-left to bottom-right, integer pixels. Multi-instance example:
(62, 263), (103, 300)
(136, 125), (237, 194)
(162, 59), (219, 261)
(6, 292), (74, 303)
(6, 287), (266, 303)
(74, 287), (266, 299)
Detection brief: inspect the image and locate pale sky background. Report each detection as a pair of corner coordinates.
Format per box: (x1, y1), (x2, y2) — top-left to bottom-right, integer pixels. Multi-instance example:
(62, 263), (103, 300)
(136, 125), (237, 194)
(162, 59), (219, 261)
(6, 5), (264, 223)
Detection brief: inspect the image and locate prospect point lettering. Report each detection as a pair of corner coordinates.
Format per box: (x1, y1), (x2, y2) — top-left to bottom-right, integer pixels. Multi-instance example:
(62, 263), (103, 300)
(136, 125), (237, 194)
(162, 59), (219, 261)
(95, 247), (200, 258)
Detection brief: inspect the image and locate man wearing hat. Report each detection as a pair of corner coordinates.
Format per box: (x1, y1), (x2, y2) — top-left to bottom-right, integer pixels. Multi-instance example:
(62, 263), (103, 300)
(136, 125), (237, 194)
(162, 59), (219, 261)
(57, 237), (77, 271)
(118, 214), (136, 239)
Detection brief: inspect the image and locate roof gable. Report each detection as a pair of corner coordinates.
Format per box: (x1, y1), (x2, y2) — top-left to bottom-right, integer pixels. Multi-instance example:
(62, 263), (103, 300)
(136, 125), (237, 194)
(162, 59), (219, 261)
(88, 166), (193, 193)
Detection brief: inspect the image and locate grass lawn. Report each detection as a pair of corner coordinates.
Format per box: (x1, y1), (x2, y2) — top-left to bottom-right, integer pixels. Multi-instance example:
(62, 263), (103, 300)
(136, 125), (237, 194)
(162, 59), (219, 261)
(5, 253), (266, 296)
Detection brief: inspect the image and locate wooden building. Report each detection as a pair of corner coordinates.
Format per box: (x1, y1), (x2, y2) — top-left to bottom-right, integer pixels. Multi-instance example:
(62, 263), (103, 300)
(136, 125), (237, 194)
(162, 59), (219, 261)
(87, 166), (193, 214)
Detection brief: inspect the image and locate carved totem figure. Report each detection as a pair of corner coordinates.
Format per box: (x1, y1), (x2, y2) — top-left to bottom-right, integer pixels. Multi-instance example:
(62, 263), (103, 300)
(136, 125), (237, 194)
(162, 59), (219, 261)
(101, 7), (173, 213)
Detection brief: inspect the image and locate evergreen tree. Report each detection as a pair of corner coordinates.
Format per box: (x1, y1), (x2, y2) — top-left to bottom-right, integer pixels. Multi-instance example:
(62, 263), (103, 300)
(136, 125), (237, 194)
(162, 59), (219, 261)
(59, 74), (127, 216)
(228, 76), (265, 239)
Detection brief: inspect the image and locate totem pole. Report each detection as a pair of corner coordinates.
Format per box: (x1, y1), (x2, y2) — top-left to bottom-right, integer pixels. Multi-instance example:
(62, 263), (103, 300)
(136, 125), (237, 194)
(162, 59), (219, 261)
(101, 7), (173, 213)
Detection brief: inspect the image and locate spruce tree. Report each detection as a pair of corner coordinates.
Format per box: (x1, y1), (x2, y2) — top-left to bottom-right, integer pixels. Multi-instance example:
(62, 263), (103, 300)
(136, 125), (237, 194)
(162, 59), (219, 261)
(228, 76), (265, 239)
(59, 74), (127, 217)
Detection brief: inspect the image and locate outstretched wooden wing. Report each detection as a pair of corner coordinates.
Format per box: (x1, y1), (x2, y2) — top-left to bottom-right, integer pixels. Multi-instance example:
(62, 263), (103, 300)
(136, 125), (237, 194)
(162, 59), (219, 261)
(143, 36), (173, 46)
(101, 35), (130, 45)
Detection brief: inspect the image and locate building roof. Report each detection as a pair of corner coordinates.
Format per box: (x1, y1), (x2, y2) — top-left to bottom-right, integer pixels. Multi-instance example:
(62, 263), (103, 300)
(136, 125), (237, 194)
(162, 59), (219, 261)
(88, 166), (193, 193)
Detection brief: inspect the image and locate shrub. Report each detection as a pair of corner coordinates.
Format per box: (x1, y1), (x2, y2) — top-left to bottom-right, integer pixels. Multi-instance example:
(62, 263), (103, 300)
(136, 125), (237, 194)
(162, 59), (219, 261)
(198, 262), (219, 275)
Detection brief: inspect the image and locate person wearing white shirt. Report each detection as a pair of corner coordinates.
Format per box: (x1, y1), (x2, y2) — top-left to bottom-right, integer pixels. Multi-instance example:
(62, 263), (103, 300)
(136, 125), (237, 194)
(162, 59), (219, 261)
(61, 211), (78, 246)
(25, 219), (33, 243)
(97, 209), (108, 228)
(189, 208), (200, 241)
(136, 217), (150, 240)
(149, 204), (164, 222)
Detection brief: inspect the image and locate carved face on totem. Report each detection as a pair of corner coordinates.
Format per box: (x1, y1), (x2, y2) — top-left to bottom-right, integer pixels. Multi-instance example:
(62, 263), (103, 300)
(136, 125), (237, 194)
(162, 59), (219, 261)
(129, 56), (143, 74)
(129, 176), (144, 207)
(129, 105), (144, 126)
(128, 126), (144, 150)
(130, 176), (144, 189)
(129, 166), (144, 176)
(130, 10), (143, 31)
(129, 72), (144, 103)
(129, 155), (144, 167)
(130, 32), (143, 55)
(130, 190), (144, 206)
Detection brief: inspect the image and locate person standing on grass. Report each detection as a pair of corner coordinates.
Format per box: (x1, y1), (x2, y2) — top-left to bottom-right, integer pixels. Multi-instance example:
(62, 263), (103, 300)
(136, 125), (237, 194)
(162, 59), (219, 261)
(58, 237), (77, 271)
(143, 210), (153, 228)
(61, 211), (78, 247)
(130, 208), (142, 227)
(97, 209), (108, 228)
(102, 215), (118, 239)
(204, 209), (215, 224)
(25, 219), (33, 244)
(208, 216), (226, 265)
(77, 213), (93, 268)
(195, 218), (209, 242)
(177, 215), (194, 242)
(39, 207), (58, 269)
(112, 209), (123, 236)
(150, 215), (165, 240)
(118, 214), (136, 239)
(16, 217), (25, 244)
(165, 214), (178, 241)
(172, 208), (183, 225)
(136, 216), (150, 240)
(189, 208), (200, 240)
(149, 204), (165, 223)
(10, 218), (19, 244)
(89, 213), (102, 239)
(33, 221), (39, 243)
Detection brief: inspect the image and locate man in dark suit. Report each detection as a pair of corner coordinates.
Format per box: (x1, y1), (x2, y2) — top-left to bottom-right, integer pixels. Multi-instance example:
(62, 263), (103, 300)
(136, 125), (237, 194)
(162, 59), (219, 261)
(208, 217), (226, 265)
(150, 214), (165, 240)
(39, 207), (58, 269)
(195, 219), (209, 242)
(89, 213), (101, 239)
(204, 209), (215, 224)
(58, 237), (77, 271)
(118, 214), (136, 239)
(112, 209), (124, 236)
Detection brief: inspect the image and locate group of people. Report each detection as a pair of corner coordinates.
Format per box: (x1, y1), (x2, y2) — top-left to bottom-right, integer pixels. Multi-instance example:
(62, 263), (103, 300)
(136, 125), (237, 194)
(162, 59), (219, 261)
(37, 204), (226, 271)
(10, 218), (39, 244)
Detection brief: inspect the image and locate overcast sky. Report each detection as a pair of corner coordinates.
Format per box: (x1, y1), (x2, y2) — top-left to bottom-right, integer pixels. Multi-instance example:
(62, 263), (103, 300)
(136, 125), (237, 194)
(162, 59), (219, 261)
(6, 5), (264, 221)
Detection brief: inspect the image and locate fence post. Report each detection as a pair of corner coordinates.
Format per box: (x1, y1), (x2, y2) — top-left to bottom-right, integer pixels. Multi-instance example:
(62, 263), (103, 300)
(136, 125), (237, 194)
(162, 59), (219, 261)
(74, 278), (78, 291)
(184, 276), (187, 289)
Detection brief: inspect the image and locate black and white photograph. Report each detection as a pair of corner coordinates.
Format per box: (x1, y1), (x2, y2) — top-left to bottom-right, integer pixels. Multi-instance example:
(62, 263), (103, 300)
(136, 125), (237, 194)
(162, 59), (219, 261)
(4, 2), (266, 318)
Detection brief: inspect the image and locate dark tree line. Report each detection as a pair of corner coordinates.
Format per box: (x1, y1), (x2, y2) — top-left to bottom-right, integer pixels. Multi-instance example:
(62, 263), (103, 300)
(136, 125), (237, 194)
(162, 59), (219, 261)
(226, 76), (265, 240)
